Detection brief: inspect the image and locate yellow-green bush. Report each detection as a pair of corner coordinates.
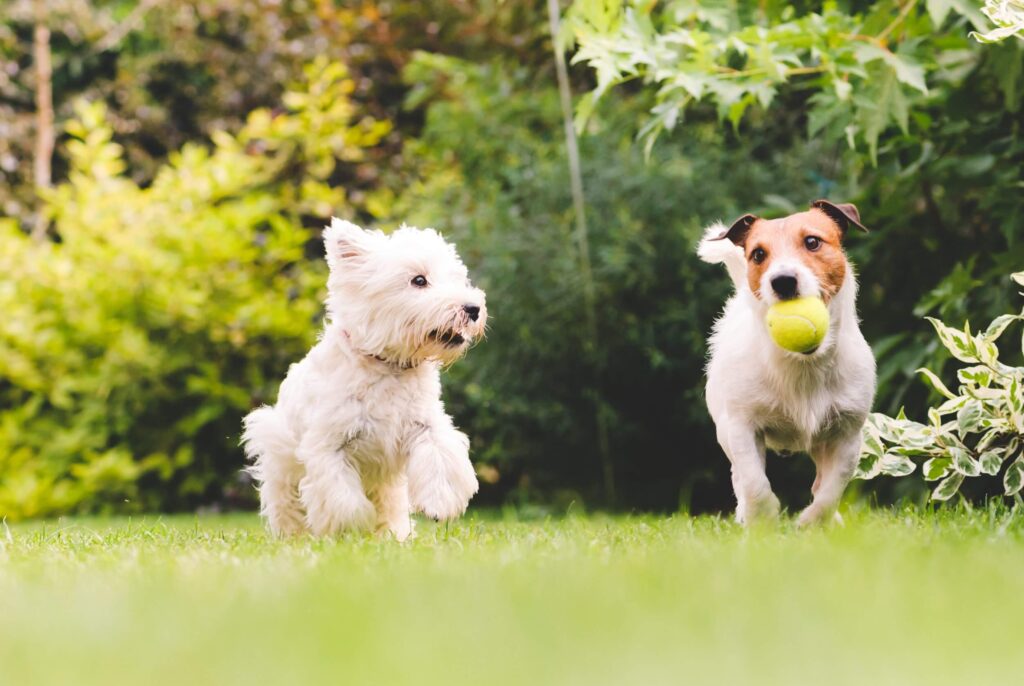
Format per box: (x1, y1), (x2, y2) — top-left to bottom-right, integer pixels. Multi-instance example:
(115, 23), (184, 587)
(0, 59), (388, 519)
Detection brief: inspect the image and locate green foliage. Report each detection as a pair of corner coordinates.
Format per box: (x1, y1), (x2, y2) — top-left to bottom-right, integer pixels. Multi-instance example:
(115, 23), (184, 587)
(564, 0), (989, 162)
(394, 19), (1022, 508)
(2, 0), (1021, 515)
(972, 0), (1024, 43)
(0, 60), (387, 519)
(563, 0), (1023, 506)
(0, 0), (372, 224)
(856, 272), (1024, 501)
(395, 52), (841, 509)
(0, 0), (551, 228)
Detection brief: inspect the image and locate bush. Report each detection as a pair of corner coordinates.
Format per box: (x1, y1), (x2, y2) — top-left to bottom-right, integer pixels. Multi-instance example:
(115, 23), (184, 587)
(0, 60), (388, 519)
(856, 271), (1024, 502)
(563, 0), (1024, 506)
(397, 32), (1023, 511)
(393, 54), (835, 511)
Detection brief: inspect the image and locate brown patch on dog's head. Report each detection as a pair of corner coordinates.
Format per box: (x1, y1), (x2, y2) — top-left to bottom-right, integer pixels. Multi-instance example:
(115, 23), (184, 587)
(726, 202), (866, 302)
(796, 208), (848, 301)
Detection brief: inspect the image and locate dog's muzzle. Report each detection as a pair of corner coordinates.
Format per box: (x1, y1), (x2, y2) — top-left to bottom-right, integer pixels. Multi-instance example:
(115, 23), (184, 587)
(429, 329), (467, 347)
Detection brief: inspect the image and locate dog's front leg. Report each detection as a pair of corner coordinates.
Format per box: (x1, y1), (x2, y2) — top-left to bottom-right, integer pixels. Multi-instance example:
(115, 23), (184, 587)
(798, 430), (861, 527)
(369, 476), (415, 542)
(717, 418), (780, 524)
(406, 418), (479, 521)
(297, 432), (376, 537)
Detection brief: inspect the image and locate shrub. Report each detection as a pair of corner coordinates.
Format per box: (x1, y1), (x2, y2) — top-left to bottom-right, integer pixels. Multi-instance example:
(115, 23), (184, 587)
(394, 53), (833, 510)
(856, 271), (1024, 502)
(0, 60), (388, 519)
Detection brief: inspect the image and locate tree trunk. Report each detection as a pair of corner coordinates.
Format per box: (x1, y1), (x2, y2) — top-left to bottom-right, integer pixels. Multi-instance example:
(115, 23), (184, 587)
(31, 0), (54, 242)
(546, 0), (616, 505)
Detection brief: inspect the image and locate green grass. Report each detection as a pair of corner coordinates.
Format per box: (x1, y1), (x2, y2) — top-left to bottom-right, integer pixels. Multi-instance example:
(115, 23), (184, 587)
(2, 508), (1023, 685)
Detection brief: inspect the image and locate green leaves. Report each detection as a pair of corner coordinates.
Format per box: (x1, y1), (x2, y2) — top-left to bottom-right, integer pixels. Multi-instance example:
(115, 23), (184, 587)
(847, 46), (932, 162)
(950, 446), (980, 476)
(919, 367), (957, 399)
(1005, 456), (1024, 495)
(956, 400), (985, 433)
(984, 313), (1022, 341)
(979, 447), (1008, 475)
(857, 271), (1024, 505)
(932, 472), (965, 501)
(565, 0), (964, 161)
(853, 44), (929, 94)
(927, 0), (958, 26)
(0, 61), (384, 520)
(924, 456), (953, 480)
(880, 453), (918, 476)
(971, 0), (1024, 43)
(857, 412), (933, 479)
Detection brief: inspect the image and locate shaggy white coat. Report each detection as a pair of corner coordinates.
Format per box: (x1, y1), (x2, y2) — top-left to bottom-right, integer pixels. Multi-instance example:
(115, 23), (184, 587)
(242, 219), (487, 539)
(699, 223), (876, 525)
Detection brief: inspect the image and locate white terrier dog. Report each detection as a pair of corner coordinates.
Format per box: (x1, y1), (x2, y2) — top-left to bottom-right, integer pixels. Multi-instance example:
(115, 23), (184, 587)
(242, 219), (487, 540)
(699, 200), (876, 526)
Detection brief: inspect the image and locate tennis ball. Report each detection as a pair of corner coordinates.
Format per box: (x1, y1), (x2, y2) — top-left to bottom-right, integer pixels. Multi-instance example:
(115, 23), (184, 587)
(765, 297), (829, 353)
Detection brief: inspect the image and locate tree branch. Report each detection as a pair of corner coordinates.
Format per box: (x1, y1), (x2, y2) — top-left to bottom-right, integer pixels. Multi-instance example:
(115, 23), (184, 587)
(31, 0), (53, 242)
(93, 0), (161, 53)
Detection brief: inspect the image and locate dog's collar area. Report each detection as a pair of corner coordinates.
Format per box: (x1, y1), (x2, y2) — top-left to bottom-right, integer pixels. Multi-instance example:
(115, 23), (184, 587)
(342, 330), (417, 371)
(370, 353), (415, 370)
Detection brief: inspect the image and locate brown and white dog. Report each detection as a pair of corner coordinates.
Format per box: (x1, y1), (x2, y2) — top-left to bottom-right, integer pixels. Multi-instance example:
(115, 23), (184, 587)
(698, 200), (876, 525)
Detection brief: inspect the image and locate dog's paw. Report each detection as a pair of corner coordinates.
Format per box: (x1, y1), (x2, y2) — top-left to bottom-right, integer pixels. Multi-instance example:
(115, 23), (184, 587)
(410, 468), (479, 521)
(736, 492), (781, 525)
(409, 456), (479, 521)
(376, 516), (416, 543)
(302, 485), (376, 537)
(796, 504), (843, 528)
(266, 512), (309, 538)
(408, 428), (479, 521)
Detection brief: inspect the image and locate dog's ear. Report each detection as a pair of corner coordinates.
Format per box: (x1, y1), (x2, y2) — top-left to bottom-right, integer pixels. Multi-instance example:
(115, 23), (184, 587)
(324, 218), (371, 267)
(811, 199), (868, 234)
(711, 214), (759, 246)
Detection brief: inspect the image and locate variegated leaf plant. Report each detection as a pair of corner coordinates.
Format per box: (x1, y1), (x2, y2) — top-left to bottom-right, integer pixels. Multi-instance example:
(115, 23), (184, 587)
(856, 272), (1024, 502)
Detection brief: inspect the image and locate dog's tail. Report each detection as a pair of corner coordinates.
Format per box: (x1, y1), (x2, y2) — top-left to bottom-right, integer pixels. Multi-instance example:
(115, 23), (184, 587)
(241, 405), (294, 481)
(698, 222), (746, 289)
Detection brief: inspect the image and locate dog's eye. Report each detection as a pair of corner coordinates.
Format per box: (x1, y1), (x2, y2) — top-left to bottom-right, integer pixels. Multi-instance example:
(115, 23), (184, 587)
(751, 248), (767, 264)
(804, 236), (822, 251)
(411, 275), (428, 288)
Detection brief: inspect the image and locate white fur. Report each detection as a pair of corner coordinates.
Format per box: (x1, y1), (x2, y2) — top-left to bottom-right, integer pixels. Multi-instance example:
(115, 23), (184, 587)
(243, 219), (487, 540)
(699, 223), (876, 526)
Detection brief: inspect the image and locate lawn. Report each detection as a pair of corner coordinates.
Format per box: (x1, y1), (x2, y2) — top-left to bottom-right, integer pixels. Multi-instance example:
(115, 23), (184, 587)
(2, 508), (1022, 685)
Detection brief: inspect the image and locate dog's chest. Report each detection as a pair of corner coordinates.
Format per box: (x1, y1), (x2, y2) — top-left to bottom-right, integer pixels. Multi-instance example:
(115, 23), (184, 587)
(353, 371), (428, 415)
(340, 370), (435, 459)
(755, 369), (849, 451)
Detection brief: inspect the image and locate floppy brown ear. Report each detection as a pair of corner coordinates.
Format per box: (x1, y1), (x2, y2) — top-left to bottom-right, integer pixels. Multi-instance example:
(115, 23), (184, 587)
(811, 199), (868, 234)
(712, 214), (759, 246)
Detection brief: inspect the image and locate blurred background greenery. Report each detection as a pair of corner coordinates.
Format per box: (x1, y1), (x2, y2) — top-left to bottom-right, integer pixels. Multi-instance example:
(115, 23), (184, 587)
(0, 0), (1021, 520)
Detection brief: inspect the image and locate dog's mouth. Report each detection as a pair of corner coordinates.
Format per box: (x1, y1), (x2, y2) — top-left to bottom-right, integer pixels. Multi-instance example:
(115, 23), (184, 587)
(428, 329), (466, 347)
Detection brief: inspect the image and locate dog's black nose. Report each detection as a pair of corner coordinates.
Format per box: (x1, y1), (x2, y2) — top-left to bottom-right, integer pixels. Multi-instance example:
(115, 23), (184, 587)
(771, 275), (799, 300)
(463, 304), (481, 322)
